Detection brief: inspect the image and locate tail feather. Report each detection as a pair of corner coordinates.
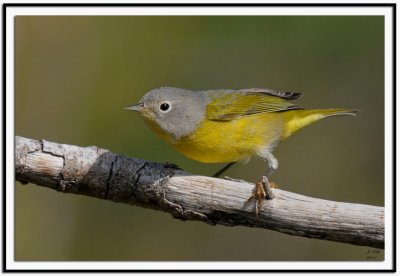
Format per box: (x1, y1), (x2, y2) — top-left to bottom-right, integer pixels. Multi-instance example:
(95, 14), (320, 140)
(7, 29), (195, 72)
(282, 109), (358, 139)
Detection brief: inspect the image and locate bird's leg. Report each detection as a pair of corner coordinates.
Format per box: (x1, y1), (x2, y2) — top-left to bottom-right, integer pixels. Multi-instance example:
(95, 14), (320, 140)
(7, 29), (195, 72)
(247, 151), (277, 215)
(213, 162), (248, 183)
(249, 167), (276, 215)
(212, 162), (236, 178)
(260, 167), (276, 200)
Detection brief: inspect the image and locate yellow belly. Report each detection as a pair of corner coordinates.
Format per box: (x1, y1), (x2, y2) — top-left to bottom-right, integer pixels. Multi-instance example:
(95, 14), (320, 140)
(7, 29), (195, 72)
(141, 108), (350, 163)
(173, 113), (284, 163)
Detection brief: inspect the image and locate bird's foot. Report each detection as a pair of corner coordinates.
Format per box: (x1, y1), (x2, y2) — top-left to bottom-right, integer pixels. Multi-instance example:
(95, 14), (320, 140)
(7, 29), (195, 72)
(246, 176), (275, 216)
(269, 182), (278, 188)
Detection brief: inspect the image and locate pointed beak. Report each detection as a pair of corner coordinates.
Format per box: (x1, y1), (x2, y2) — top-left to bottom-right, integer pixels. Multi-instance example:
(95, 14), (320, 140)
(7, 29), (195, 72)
(124, 102), (144, 112)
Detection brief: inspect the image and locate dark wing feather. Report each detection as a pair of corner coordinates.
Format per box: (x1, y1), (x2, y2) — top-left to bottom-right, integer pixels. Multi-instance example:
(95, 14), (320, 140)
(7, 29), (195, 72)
(237, 88), (302, 100)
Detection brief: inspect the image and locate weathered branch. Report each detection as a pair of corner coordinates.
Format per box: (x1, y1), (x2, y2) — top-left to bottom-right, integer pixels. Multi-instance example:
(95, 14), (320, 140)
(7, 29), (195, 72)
(15, 136), (384, 249)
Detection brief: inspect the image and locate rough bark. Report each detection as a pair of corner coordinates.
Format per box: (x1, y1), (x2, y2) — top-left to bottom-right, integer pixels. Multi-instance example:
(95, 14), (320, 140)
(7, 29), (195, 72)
(15, 136), (384, 249)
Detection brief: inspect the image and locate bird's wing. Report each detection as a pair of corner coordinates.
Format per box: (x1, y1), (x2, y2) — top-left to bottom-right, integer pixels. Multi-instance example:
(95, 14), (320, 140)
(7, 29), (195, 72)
(206, 89), (303, 121)
(236, 88), (302, 100)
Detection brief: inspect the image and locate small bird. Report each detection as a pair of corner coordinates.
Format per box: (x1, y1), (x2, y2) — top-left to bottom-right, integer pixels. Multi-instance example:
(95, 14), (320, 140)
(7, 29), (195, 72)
(126, 87), (356, 212)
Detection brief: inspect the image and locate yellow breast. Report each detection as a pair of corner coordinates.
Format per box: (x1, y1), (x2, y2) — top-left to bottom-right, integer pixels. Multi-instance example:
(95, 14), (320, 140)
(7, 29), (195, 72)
(172, 113), (284, 163)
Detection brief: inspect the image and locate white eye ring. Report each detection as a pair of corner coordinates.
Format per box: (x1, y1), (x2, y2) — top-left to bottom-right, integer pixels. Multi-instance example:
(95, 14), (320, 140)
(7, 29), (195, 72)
(159, 101), (172, 113)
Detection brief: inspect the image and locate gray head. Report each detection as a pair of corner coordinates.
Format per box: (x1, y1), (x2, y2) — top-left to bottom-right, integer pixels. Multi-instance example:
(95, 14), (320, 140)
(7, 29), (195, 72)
(126, 87), (207, 141)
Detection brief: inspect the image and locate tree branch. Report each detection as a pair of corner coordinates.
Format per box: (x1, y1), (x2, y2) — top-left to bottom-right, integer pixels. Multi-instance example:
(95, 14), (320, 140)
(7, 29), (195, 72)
(15, 136), (384, 249)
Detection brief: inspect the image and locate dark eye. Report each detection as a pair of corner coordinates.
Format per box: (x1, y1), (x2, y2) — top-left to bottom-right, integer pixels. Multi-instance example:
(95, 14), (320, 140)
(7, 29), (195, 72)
(159, 102), (171, 112)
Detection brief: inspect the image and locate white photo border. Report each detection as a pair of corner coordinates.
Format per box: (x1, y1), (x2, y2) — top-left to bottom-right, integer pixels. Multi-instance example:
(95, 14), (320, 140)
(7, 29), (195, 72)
(3, 2), (395, 272)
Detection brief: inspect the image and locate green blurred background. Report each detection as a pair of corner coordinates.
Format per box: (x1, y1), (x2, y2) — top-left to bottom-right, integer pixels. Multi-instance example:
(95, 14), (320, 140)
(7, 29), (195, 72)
(15, 16), (384, 261)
